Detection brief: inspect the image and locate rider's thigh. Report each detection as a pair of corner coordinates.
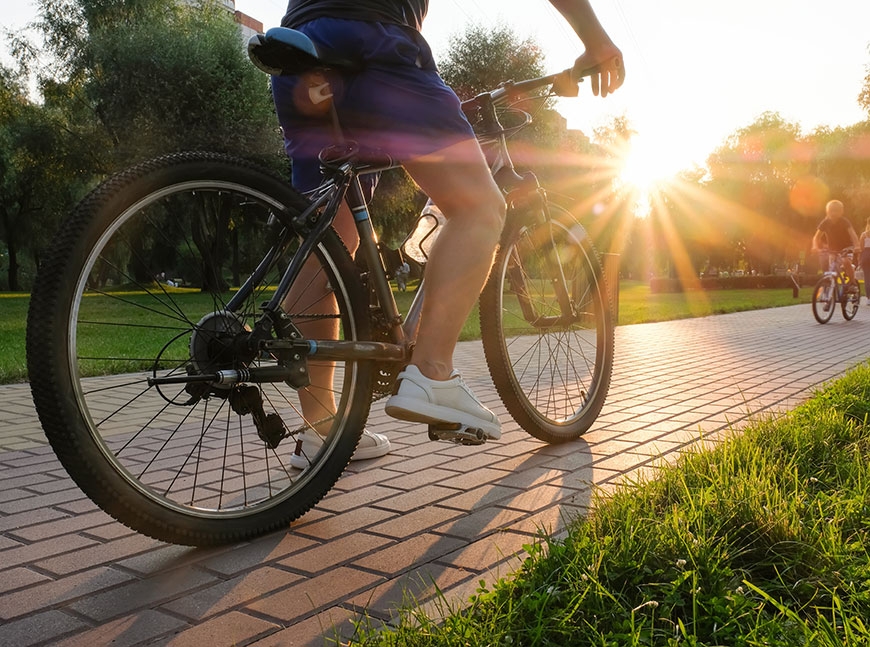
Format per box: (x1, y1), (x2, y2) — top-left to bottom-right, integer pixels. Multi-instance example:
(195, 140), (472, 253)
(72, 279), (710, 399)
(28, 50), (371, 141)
(403, 139), (505, 230)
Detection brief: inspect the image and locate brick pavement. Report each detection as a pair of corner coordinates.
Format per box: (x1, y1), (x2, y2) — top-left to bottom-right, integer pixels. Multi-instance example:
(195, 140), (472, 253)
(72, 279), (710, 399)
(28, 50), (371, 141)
(2, 303), (870, 646)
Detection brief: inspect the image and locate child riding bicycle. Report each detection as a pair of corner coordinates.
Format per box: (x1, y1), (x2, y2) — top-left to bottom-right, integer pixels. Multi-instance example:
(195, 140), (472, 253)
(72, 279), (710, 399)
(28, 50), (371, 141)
(812, 199), (859, 283)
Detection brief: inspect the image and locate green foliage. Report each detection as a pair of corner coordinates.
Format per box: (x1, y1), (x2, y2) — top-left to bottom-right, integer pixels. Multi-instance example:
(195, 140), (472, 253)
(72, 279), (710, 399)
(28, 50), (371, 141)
(438, 23), (546, 101)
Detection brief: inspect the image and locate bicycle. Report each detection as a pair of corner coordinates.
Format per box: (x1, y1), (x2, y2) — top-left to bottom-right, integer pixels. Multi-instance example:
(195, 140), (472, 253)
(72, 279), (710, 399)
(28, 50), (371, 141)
(811, 247), (860, 324)
(25, 27), (614, 546)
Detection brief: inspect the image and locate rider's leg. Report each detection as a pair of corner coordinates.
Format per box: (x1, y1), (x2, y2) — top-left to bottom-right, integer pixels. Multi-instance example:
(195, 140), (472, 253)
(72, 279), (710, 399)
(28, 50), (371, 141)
(402, 139), (506, 380)
(384, 138), (505, 439)
(282, 202), (391, 462)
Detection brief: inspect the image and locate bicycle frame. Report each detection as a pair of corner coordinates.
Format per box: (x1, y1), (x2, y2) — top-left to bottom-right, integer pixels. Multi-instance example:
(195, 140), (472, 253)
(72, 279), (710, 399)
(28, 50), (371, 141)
(150, 69), (583, 388)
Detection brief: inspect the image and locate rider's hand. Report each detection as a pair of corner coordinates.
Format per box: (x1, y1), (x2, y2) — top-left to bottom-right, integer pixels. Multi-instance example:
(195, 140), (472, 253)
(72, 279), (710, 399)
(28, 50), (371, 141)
(573, 45), (625, 97)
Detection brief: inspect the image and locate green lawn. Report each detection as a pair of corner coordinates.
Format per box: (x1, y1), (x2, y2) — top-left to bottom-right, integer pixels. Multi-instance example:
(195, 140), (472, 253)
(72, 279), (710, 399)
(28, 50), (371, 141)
(3, 280), (822, 384)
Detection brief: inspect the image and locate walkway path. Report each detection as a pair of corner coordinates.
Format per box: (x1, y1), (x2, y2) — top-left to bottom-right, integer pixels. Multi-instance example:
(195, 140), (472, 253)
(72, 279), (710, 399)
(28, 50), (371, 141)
(2, 304), (869, 646)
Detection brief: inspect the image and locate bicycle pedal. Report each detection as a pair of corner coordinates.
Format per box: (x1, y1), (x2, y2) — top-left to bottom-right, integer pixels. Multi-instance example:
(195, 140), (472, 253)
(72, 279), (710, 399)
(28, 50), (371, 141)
(427, 422), (487, 446)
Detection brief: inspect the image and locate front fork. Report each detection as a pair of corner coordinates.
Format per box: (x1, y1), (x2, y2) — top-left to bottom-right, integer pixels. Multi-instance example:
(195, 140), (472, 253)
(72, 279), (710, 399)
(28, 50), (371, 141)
(503, 178), (578, 328)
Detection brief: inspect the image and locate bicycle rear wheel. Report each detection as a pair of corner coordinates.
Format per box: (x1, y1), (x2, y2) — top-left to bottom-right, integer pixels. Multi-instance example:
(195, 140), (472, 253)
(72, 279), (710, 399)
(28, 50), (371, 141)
(26, 152), (372, 545)
(480, 203), (614, 443)
(811, 276), (836, 324)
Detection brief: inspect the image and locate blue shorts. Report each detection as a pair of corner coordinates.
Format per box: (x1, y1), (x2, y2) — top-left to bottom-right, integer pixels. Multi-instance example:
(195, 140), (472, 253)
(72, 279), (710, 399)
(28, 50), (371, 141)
(271, 18), (476, 192)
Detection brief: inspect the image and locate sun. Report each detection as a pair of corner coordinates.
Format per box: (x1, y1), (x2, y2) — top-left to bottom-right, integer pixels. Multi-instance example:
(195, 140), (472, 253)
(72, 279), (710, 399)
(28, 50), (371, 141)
(618, 133), (679, 194)
(614, 132), (692, 218)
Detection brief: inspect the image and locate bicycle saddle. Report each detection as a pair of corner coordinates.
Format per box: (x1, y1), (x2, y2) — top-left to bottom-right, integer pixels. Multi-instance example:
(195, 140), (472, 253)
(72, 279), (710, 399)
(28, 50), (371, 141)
(247, 27), (360, 76)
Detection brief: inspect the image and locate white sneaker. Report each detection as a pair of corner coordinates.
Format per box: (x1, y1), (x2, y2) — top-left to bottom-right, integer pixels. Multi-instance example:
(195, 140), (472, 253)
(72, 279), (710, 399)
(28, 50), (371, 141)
(384, 365), (501, 440)
(289, 429), (391, 469)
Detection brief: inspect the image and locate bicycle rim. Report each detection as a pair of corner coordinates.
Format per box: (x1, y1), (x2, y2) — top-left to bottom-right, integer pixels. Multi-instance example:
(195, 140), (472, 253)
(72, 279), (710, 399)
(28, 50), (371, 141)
(811, 278), (835, 324)
(480, 204), (614, 443)
(26, 152), (372, 545)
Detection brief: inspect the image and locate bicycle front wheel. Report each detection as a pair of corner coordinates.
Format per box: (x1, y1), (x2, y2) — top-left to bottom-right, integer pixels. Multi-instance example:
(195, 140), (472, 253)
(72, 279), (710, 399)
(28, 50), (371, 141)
(811, 276), (836, 324)
(480, 203), (614, 443)
(842, 282), (860, 320)
(27, 152), (373, 545)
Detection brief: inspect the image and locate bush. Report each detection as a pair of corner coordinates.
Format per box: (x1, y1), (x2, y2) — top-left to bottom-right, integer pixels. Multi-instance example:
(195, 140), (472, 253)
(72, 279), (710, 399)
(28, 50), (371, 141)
(650, 274), (805, 293)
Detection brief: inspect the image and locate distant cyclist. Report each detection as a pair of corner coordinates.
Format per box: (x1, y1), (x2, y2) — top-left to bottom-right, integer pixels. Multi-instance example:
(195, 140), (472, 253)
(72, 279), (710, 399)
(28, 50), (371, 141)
(812, 199), (859, 283)
(272, 0), (625, 462)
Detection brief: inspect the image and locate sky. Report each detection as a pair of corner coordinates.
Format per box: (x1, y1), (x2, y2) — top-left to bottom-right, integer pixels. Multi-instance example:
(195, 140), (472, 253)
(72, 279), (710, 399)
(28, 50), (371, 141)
(3, 0), (869, 177)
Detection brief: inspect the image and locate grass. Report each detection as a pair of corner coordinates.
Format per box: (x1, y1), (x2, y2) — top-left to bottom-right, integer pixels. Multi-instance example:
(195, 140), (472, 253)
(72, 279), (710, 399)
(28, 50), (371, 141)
(3, 280), (820, 384)
(349, 362), (870, 645)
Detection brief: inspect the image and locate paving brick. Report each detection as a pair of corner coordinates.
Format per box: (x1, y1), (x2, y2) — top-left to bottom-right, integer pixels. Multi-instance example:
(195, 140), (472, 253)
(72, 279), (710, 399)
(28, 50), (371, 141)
(491, 465), (574, 490)
(36, 533), (165, 576)
(247, 606), (359, 647)
(0, 566), (134, 620)
(7, 510), (115, 542)
(280, 532), (391, 575)
(378, 466), (458, 491)
(434, 505), (525, 540)
(377, 452), (463, 475)
(367, 506), (463, 540)
(68, 567), (218, 622)
(293, 507), (396, 541)
(52, 610), (189, 647)
(0, 505), (68, 533)
(346, 563), (472, 621)
(53, 497), (100, 515)
(198, 534), (320, 577)
(247, 566), (383, 624)
(164, 610), (280, 647)
(437, 483), (519, 511)
(0, 487), (86, 515)
(317, 484), (398, 513)
(0, 567), (52, 594)
(435, 467), (509, 491)
(162, 566), (301, 621)
(0, 609), (89, 647)
(370, 484), (457, 513)
(437, 530), (530, 574)
(0, 533), (97, 570)
(353, 533), (466, 576)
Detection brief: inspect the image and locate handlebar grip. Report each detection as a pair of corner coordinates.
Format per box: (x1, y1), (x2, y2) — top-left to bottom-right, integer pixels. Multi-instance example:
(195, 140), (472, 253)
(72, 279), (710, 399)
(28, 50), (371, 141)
(551, 68), (580, 98)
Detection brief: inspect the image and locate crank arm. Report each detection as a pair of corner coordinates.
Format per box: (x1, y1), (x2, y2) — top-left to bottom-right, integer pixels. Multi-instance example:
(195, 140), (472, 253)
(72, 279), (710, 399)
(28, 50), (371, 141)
(262, 339), (408, 362)
(148, 365), (298, 387)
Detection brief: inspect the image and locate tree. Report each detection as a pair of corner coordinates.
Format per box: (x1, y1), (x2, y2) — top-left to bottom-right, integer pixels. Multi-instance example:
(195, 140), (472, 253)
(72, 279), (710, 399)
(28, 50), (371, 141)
(0, 66), (89, 290)
(859, 44), (870, 115)
(4, 0), (286, 281)
(26, 0), (282, 173)
(705, 112), (805, 274)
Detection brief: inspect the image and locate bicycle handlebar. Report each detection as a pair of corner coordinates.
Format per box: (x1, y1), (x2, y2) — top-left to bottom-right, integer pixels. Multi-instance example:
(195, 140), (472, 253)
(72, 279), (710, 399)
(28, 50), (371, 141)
(461, 67), (580, 112)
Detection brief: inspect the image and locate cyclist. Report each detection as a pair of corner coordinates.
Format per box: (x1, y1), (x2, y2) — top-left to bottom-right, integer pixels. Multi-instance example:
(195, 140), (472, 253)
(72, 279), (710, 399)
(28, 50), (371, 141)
(812, 199), (859, 284)
(860, 217), (870, 305)
(273, 0), (624, 461)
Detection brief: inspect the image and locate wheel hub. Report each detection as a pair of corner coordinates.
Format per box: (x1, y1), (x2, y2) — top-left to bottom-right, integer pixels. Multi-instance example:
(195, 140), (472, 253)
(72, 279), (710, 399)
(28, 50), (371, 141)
(189, 311), (252, 382)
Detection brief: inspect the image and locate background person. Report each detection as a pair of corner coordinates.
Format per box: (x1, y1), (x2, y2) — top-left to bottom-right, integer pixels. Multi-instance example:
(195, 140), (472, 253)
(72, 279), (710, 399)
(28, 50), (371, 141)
(859, 217), (870, 305)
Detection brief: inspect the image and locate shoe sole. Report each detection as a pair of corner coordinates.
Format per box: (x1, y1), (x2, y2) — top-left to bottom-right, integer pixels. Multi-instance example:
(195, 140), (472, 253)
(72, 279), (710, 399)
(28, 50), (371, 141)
(385, 396), (501, 440)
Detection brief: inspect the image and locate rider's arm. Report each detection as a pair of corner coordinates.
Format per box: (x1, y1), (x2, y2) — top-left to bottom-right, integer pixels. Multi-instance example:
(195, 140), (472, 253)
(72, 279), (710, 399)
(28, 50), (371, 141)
(811, 228), (825, 251)
(548, 0), (625, 97)
(849, 225), (860, 249)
